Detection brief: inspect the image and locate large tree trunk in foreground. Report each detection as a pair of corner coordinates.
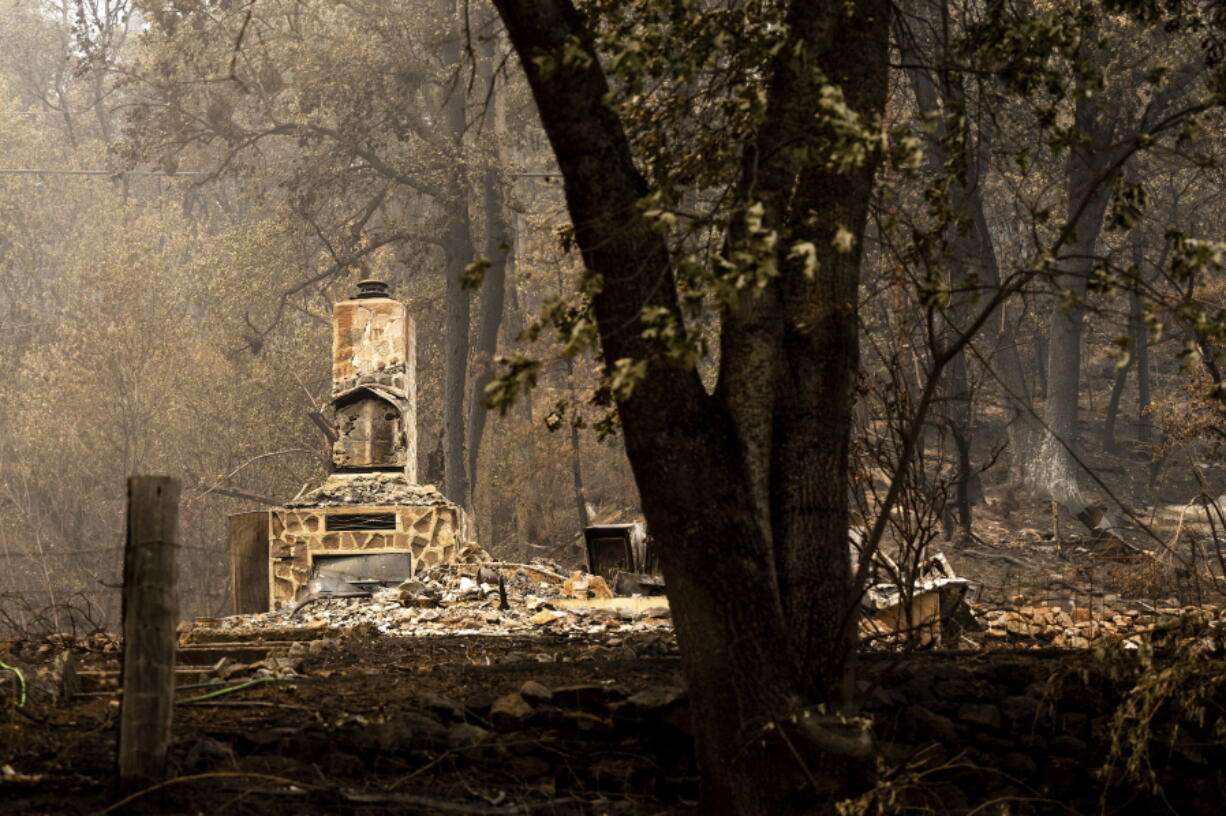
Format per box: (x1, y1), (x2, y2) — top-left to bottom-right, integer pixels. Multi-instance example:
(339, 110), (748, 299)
(491, 1), (888, 813)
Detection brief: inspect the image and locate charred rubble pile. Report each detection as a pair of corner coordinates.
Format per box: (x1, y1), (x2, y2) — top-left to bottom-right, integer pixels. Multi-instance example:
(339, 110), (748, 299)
(195, 561), (673, 642)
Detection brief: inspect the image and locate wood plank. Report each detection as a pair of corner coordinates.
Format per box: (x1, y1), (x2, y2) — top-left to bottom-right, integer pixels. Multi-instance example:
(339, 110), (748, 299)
(228, 511), (270, 614)
(79, 668), (211, 694)
(176, 645), (279, 666)
(551, 596), (670, 613)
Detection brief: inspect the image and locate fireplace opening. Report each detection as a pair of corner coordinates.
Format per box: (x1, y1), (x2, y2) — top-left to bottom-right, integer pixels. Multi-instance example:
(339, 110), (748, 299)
(326, 512), (397, 531)
(312, 552), (411, 585)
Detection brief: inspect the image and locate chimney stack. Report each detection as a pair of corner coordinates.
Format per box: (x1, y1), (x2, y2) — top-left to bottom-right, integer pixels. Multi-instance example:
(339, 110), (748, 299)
(330, 280), (417, 480)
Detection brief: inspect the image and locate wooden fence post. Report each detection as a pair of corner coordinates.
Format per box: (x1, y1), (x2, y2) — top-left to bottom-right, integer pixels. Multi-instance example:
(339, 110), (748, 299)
(117, 475), (180, 797)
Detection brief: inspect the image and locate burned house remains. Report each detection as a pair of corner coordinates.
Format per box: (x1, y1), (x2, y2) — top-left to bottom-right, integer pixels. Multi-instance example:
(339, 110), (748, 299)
(229, 280), (468, 612)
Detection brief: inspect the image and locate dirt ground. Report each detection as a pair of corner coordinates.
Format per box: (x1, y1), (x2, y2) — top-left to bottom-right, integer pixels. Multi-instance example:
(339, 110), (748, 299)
(2, 629), (691, 815)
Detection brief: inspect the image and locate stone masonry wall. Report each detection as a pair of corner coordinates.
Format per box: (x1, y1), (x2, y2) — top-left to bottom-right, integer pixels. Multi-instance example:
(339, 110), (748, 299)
(856, 651), (1225, 814)
(269, 504), (460, 609)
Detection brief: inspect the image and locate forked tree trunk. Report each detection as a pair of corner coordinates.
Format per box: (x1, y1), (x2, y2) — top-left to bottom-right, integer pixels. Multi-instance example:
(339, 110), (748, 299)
(1030, 50), (1194, 505)
(898, 4), (1039, 494)
(491, 1), (889, 812)
(1034, 189), (1113, 510)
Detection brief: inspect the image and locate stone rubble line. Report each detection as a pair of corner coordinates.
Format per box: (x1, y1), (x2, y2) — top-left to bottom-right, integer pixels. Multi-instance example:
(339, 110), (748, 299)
(970, 601), (1225, 649)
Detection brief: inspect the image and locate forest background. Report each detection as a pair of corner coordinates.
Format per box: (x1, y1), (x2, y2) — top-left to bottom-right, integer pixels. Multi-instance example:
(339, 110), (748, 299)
(1, 0), (1225, 650)
(0, 0), (644, 634)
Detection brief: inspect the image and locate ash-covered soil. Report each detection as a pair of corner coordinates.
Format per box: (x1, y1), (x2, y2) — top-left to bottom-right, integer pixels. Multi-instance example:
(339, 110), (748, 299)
(4, 627), (1225, 815)
(3, 630), (689, 815)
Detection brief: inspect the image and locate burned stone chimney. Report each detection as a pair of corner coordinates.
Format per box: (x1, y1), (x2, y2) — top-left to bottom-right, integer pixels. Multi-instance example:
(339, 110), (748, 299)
(228, 279), (469, 613)
(330, 279), (417, 478)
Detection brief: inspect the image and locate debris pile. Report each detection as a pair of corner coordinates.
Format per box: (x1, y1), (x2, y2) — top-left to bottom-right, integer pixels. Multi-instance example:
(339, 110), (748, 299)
(860, 552), (976, 647)
(285, 472), (452, 509)
(191, 562), (674, 642)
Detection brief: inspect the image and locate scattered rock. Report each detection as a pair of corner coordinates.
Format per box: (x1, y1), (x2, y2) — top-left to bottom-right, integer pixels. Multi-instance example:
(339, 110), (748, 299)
(563, 572), (614, 600)
(551, 683), (628, 710)
(424, 694), (463, 721)
(624, 685), (685, 712)
(375, 713), (449, 754)
(519, 680), (551, 704)
(1050, 734), (1088, 755)
(934, 678), (976, 701)
(184, 737), (234, 772)
(958, 703), (1002, 730)
(490, 692), (534, 731)
(904, 705), (957, 743)
(1001, 695), (1040, 721)
(529, 610), (564, 626)
(446, 723), (491, 761)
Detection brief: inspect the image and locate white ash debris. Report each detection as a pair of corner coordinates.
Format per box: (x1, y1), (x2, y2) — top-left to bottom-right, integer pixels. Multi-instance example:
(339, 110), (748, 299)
(285, 472), (452, 507)
(393, 563), (568, 605)
(204, 562), (674, 639)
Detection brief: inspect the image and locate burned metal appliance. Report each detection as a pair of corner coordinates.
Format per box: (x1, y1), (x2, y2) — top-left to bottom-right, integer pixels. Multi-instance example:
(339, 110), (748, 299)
(229, 280), (469, 613)
(583, 523), (662, 594)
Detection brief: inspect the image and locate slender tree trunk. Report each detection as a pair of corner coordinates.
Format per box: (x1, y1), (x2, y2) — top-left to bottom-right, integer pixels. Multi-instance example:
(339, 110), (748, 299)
(1106, 236), (1148, 453)
(1040, 288), (1090, 508)
(443, 231), (472, 506)
(565, 356), (590, 530)
(91, 71), (114, 144)
(466, 116), (512, 500)
(440, 0), (473, 508)
(1037, 184), (1110, 512)
(53, 86), (78, 149)
(467, 25), (513, 501)
(1103, 348), (1132, 453)
(1134, 288), (1152, 444)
